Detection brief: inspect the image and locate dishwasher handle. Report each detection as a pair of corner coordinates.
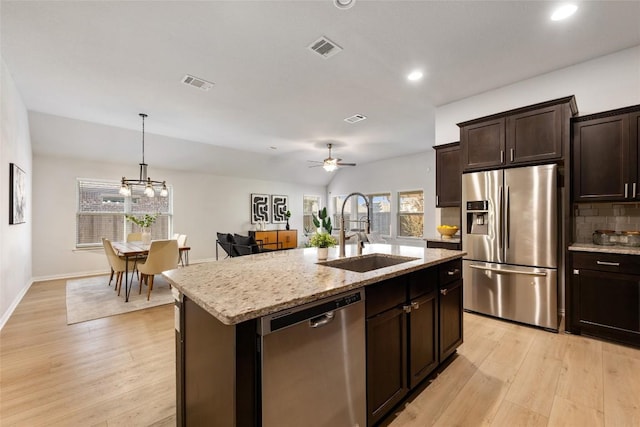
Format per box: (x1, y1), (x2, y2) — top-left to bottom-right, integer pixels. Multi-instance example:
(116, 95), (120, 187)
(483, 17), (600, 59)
(309, 311), (335, 328)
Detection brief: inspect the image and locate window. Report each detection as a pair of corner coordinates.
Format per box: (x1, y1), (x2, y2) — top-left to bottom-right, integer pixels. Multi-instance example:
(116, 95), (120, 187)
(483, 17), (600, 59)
(332, 193), (391, 235)
(398, 190), (424, 237)
(366, 193), (391, 235)
(302, 195), (321, 235)
(332, 195), (350, 230)
(76, 179), (172, 248)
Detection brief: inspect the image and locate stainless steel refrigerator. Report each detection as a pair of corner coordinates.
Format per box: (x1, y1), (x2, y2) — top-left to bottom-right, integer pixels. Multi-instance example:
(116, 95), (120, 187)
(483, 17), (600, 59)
(462, 164), (558, 330)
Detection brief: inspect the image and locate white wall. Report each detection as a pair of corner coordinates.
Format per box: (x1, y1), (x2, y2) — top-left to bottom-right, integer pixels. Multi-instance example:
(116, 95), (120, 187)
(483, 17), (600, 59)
(32, 153), (324, 279)
(435, 45), (640, 145)
(327, 150), (435, 244)
(1, 58), (33, 328)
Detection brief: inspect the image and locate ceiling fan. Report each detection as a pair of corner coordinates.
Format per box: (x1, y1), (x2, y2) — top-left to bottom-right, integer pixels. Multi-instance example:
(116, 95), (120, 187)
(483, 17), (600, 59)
(308, 143), (356, 172)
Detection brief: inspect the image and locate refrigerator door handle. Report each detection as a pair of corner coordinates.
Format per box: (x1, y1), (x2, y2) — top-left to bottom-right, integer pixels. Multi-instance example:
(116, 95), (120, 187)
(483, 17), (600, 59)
(498, 185), (503, 251)
(469, 264), (548, 277)
(505, 185), (510, 249)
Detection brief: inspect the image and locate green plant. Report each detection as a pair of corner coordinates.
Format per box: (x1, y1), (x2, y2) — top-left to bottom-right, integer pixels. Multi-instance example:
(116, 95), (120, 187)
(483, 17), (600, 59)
(285, 210), (291, 218)
(125, 214), (157, 228)
(309, 232), (337, 248)
(312, 207), (332, 234)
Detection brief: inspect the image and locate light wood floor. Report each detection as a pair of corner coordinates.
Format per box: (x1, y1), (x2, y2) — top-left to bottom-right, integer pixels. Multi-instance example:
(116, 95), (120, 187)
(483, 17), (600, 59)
(2, 279), (640, 426)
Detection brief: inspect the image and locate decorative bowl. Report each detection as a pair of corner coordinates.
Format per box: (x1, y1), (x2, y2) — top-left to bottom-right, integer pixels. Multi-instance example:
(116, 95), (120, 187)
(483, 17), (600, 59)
(437, 225), (459, 239)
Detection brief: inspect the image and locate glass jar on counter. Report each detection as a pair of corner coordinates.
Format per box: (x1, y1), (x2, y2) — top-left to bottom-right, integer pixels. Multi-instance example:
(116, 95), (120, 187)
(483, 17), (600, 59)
(592, 230), (616, 245)
(621, 231), (640, 247)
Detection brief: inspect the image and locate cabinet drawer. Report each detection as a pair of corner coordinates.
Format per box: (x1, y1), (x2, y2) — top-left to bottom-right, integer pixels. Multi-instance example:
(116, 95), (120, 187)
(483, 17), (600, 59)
(426, 240), (461, 250)
(572, 252), (640, 275)
(408, 267), (438, 299)
(366, 277), (406, 318)
(439, 259), (462, 286)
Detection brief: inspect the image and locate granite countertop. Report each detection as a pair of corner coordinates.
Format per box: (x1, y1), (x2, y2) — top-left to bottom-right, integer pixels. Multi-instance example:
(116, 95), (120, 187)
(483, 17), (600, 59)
(163, 243), (466, 325)
(568, 243), (640, 256)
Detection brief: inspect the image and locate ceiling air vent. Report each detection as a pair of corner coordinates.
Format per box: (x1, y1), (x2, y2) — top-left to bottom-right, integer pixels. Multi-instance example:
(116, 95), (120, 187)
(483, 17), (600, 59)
(181, 74), (214, 91)
(308, 36), (343, 59)
(344, 114), (367, 124)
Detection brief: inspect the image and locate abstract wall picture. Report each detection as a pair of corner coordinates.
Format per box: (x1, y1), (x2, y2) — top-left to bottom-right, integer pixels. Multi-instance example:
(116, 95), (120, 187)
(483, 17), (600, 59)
(9, 163), (26, 224)
(251, 193), (270, 223)
(271, 195), (289, 224)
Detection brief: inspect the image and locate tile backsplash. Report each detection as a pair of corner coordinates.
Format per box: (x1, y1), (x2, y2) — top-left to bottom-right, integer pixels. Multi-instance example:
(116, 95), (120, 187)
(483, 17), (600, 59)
(574, 203), (640, 243)
(440, 207), (461, 228)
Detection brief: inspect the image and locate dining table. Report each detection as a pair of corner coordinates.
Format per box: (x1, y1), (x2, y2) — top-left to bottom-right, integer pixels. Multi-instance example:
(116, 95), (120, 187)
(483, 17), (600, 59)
(110, 240), (191, 302)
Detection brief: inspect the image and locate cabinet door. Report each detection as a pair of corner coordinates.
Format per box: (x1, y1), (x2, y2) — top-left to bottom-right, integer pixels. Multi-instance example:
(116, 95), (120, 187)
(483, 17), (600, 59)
(439, 279), (463, 361)
(435, 143), (461, 207)
(631, 111), (640, 199)
(461, 118), (505, 171)
(277, 230), (297, 249)
(253, 231), (277, 246)
(573, 114), (630, 201)
(506, 104), (562, 164)
(408, 291), (438, 389)
(366, 307), (408, 427)
(573, 268), (640, 347)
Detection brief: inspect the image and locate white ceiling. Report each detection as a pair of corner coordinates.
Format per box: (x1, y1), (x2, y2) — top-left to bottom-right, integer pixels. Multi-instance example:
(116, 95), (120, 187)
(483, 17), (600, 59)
(2, 1), (640, 184)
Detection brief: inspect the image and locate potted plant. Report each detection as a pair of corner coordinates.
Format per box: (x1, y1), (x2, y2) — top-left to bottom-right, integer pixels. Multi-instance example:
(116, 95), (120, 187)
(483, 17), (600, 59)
(309, 230), (337, 261)
(312, 207), (332, 234)
(125, 214), (157, 244)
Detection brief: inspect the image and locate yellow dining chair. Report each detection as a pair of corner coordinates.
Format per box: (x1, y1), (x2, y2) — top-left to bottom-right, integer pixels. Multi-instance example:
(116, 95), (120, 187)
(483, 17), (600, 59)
(137, 239), (179, 300)
(102, 238), (137, 295)
(127, 232), (142, 242)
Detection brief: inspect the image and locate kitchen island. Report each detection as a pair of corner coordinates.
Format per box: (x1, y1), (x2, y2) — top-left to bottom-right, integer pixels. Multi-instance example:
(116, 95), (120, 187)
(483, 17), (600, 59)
(164, 243), (465, 427)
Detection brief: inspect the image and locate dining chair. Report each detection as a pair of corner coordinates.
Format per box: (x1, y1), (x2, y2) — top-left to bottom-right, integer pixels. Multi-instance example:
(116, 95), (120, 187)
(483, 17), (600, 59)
(127, 232), (142, 242)
(177, 234), (188, 266)
(137, 239), (179, 300)
(102, 238), (137, 295)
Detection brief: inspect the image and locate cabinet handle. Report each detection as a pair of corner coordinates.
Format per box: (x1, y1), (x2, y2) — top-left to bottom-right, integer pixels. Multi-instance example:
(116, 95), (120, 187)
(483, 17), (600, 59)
(500, 150), (504, 163)
(440, 288), (448, 296)
(596, 261), (620, 266)
(447, 269), (460, 276)
(403, 304), (412, 314)
(634, 183), (637, 198)
(573, 269), (580, 275)
(625, 183), (629, 198)
(510, 148), (514, 162)
(436, 195), (439, 206)
(411, 301), (420, 310)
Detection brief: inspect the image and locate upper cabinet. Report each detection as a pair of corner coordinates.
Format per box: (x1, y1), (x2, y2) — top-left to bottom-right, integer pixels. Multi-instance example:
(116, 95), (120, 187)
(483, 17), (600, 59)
(572, 106), (640, 202)
(434, 142), (461, 207)
(459, 96), (577, 172)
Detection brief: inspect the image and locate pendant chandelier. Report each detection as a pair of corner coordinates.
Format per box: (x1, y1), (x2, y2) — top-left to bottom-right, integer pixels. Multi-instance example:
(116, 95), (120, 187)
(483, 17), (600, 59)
(119, 113), (168, 198)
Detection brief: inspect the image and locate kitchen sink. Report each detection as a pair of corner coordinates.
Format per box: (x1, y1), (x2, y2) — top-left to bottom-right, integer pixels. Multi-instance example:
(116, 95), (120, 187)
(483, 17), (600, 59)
(318, 253), (419, 273)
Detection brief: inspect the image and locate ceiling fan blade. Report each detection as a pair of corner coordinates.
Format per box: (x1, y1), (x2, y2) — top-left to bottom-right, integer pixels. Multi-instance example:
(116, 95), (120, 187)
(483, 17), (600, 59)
(308, 164), (324, 168)
(337, 162), (356, 166)
(307, 160), (324, 164)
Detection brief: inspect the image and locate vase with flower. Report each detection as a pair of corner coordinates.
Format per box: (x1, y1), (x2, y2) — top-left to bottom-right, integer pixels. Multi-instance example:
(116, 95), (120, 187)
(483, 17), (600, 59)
(126, 214), (158, 244)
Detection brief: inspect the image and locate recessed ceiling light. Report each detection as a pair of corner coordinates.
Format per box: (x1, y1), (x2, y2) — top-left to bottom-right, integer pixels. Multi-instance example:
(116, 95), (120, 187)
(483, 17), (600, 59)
(551, 4), (578, 21)
(334, 0), (355, 10)
(407, 70), (423, 81)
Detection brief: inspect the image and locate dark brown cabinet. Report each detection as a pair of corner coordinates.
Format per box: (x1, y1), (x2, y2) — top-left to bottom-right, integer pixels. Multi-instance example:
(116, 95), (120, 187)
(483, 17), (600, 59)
(572, 106), (640, 202)
(365, 261), (463, 426)
(459, 96), (577, 172)
(434, 142), (461, 207)
(438, 259), (463, 361)
(570, 251), (640, 347)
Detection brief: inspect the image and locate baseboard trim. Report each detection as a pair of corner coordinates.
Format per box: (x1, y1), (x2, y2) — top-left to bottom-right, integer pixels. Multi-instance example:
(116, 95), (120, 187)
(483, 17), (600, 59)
(32, 269), (111, 283)
(0, 279), (34, 331)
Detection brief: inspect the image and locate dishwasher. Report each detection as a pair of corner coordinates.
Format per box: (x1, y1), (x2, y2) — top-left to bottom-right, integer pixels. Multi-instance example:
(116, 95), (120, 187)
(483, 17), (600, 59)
(259, 288), (366, 427)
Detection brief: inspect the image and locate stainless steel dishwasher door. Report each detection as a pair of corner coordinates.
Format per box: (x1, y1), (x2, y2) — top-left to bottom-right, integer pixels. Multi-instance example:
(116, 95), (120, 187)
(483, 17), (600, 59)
(260, 289), (366, 427)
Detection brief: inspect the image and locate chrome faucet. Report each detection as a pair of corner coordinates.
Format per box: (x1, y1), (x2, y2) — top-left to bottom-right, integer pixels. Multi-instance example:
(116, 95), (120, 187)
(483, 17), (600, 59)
(339, 192), (371, 257)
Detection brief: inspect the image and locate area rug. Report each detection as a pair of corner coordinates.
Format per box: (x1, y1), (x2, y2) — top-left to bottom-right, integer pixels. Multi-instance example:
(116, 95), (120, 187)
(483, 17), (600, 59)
(66, 274), (173, 324)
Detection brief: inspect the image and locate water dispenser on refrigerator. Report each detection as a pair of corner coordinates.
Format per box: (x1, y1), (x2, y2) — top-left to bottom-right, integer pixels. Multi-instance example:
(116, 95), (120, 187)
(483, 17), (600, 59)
(465, 200), (489, 235)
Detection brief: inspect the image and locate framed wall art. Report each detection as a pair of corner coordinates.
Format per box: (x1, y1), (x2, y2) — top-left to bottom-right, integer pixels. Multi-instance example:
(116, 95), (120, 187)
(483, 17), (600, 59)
(9, 163), (26, 225)
(271, 195), (289, 224)
(251, 193), (270, 224)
